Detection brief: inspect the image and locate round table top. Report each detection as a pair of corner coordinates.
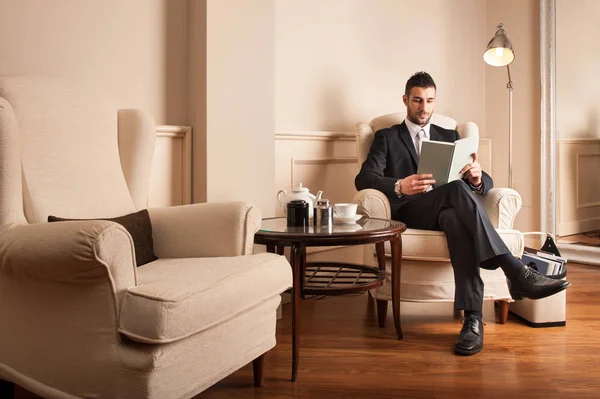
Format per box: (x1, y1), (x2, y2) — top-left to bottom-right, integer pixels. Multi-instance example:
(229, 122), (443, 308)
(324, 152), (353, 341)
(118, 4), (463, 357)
(255, 216), (406, 244)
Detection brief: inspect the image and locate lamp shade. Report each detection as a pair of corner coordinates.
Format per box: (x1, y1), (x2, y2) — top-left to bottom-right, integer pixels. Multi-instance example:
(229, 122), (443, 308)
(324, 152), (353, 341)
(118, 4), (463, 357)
(483, 23), (514, 67)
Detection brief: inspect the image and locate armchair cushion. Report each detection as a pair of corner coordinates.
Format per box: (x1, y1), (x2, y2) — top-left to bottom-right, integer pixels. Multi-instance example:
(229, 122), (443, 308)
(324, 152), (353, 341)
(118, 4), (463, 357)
(48, 209), (158, 267)
(118, 252), (292, 344)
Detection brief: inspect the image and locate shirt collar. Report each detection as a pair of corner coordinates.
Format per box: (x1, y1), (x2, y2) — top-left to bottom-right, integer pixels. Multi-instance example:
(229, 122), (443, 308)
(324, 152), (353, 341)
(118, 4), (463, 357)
(404, 118), (431, 140)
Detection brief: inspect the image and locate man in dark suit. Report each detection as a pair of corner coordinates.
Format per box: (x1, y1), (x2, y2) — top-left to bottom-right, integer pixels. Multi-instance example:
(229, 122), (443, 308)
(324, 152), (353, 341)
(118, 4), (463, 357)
(355, 71), (570, 356)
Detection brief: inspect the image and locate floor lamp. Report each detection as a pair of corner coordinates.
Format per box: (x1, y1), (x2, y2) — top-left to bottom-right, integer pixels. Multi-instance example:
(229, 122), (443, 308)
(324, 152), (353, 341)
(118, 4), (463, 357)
(484, 23), (515, 188)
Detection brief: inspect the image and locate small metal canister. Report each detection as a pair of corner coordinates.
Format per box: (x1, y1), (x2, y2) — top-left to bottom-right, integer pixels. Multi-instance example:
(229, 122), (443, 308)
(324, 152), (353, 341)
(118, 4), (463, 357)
(314, 199), (333, 228)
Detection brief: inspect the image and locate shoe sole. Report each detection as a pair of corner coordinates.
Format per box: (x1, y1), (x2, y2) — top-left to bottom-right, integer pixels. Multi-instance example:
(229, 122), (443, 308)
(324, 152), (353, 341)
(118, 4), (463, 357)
(454, 345), (483, 356)
(511, 281), (571, 300)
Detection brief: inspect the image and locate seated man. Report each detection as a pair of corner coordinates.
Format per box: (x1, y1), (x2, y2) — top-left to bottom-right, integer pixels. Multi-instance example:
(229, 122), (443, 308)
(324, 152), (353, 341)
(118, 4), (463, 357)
(355, 71), (570, 356)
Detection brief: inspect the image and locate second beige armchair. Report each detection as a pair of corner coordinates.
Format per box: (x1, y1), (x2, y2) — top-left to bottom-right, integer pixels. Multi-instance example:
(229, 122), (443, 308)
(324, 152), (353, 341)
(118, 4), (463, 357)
(0, 77), (292, 399)
(353, 111), (524, 327)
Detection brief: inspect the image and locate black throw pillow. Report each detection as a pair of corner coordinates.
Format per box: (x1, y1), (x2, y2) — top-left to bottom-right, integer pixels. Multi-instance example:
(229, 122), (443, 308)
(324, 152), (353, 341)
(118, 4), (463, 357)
(48, 209), (158, 267)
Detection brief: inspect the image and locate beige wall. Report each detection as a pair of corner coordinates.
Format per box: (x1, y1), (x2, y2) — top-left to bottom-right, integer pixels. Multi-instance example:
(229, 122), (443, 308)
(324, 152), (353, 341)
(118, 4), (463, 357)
(0, 0), (187, 125)
(556, 0), (600, 235)
(275, 0), (540, 232)
(187, 0), (208, 203)
(274, 132), (359, 216)
(202, 0), (276, 215)
(557, 0), (600, 140)
(485, 0), (540, 232)
(276, 0), (487, 132)
(149, 126), (192, 208)
(0, 0), (549, 230)
(1, 0), (276, 216)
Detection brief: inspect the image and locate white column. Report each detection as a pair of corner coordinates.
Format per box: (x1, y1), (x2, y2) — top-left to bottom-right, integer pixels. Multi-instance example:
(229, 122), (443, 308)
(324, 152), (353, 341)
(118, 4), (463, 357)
(540, 0), (557, 238)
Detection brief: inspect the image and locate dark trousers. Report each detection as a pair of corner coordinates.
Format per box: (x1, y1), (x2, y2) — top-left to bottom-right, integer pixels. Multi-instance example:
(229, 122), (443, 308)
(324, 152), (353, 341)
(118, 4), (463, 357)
(394, 180), (511, 312)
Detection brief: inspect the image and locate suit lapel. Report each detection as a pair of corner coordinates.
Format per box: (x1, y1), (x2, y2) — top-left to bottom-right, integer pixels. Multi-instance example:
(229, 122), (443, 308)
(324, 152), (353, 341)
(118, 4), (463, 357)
(398, 121), (419, 168)
(429, 124), (442, 142)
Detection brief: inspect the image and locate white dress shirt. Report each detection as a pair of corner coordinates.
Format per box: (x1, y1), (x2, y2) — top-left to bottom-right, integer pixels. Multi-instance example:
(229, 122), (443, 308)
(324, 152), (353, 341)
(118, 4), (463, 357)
(404, 118), (430, 155)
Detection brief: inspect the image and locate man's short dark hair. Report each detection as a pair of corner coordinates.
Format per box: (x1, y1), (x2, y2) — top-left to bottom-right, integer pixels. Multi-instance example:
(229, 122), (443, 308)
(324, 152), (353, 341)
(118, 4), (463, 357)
(405, 72), (436, 97)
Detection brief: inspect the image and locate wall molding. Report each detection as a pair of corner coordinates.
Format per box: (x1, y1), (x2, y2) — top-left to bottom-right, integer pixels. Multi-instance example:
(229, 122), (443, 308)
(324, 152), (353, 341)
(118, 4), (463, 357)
(558, 138), (600, 144)
(277, 129), (494, 149)
(559, 216), (600, 237)
(557, 139), (600, 235)
(293, 158), (358, 165)
(276, 130), (355, 141)
(291, 157), (359, 188)
(279, 130), (494, 181)
(576, 153), (600, 209)
(155, 125), (192, 205)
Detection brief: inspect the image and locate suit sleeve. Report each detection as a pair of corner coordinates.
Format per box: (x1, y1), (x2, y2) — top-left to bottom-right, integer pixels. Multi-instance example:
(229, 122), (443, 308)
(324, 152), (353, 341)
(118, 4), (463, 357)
(479, 171), (494, 194)
(355, 130), (399, 198)
(455, 129), (494, 194)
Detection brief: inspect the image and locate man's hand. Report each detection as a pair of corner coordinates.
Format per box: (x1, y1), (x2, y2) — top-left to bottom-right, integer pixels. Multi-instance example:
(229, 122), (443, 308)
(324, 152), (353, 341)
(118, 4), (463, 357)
(400, 174), (436, 195)
(461, 153), (482, 187)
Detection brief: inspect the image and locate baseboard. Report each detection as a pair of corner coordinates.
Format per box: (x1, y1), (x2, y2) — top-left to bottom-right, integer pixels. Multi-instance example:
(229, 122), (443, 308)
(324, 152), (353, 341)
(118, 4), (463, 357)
(509, 310), (566, 328)
(557, 243), (600, 266)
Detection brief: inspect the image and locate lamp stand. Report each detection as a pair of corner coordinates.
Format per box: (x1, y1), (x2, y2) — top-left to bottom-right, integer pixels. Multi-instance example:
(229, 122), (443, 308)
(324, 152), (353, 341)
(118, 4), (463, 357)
(506, 64), (514, 189)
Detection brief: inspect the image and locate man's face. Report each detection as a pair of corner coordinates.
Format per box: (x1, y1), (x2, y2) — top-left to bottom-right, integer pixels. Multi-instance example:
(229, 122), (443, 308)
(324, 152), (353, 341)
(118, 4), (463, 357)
(403, 86), (436, 127)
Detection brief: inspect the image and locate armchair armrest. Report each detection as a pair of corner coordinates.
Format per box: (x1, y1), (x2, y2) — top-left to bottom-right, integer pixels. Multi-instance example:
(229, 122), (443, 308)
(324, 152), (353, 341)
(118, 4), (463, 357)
(0, 221), (136, 295)
(352, 189), (392, 219)
(477, 188), (522, 230)
(148, 201), (261, 258)
(352, 187), (522, 231)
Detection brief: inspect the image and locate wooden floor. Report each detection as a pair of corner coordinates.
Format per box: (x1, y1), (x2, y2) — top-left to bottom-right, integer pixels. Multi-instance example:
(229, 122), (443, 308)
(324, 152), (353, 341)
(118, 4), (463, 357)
(199, 263), (600, 399)
(12, 263), (600, 399)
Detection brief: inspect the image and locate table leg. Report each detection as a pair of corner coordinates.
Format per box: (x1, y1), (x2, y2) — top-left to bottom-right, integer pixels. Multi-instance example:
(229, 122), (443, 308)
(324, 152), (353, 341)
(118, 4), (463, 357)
(299, 245), (306, 299)
(375, 242), (388, 328)
(390, 234), (403, 340)
(290, 243), (303, 382)
(276, 245), (285, 255)
(266, 244), (276, 254)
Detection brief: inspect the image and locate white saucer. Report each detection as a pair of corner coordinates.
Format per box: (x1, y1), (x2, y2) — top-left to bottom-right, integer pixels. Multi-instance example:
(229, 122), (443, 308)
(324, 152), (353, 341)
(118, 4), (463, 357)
(334, 214), (362, 225)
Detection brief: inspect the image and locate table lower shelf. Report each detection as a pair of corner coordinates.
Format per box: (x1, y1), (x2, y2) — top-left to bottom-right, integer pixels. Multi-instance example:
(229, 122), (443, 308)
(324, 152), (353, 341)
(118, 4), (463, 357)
(302, 262), (386, 296)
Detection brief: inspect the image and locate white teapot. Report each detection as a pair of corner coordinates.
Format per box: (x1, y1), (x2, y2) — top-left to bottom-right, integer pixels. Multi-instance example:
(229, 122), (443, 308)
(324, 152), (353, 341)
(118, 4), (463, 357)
(277, 183), (323, 220)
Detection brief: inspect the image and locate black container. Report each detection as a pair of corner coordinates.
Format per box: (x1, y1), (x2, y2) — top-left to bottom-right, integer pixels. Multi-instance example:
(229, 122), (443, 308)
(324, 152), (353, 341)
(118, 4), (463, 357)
(287, 199), (309, 227)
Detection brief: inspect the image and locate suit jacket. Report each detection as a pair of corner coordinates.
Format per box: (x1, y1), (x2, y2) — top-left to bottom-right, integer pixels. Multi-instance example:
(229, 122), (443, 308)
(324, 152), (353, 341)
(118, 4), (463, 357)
(355, 121), (493, 216)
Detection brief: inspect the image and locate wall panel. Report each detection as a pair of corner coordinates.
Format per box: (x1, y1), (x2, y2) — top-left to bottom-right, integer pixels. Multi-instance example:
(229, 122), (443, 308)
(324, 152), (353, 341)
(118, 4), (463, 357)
(558, 139), (600, 235)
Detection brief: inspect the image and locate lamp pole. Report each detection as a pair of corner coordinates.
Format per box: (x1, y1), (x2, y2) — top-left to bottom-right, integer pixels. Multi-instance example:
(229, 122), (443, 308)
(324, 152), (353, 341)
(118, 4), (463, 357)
(484, 23), (515, 189)
(507, 65), (513, 188)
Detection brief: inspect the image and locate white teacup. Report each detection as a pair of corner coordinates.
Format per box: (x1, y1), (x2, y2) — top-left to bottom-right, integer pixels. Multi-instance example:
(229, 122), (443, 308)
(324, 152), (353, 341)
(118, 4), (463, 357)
(334, 203), (357, 218)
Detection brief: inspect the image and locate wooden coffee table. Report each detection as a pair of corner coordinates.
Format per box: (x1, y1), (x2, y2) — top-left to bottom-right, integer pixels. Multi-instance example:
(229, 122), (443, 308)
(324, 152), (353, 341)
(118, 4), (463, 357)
(254, 217), (406, 382)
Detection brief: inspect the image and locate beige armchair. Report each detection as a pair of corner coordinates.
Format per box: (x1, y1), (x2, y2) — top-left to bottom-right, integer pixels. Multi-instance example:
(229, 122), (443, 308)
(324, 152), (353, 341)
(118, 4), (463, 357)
(0, 77), (292, 399)
(353, 112), (524, 326)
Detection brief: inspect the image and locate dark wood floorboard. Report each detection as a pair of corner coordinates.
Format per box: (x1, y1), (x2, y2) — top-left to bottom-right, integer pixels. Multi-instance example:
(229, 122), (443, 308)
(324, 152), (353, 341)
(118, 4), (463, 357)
(199, 263), (600, 399)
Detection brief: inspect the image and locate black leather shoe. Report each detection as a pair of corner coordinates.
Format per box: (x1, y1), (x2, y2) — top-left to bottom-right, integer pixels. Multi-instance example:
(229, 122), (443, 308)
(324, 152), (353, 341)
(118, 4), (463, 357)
(509, 265), (571, 300)
(454, 314), (483, 356)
